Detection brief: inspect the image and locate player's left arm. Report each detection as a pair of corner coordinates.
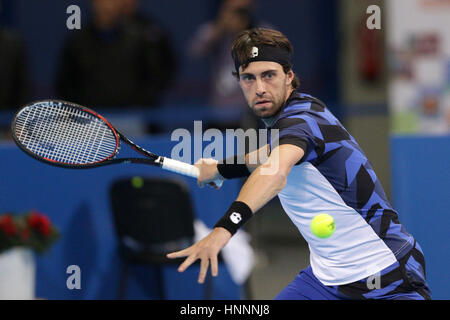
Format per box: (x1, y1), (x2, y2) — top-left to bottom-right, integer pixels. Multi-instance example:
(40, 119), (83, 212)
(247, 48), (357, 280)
(166, 144), (305, 283)
(235, 143), (304, 212)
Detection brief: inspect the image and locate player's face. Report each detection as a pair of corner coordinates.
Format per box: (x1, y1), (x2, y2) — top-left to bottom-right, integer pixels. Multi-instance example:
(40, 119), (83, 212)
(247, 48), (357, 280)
(238, 61), (294, 119)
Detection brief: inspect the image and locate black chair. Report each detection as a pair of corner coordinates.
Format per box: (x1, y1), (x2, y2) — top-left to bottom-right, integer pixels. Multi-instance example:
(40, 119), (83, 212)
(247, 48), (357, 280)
(109, 176), (214, 300)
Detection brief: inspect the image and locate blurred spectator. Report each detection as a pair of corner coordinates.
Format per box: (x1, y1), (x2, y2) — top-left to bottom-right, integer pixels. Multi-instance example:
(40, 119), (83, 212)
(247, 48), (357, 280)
(188, 0), (270, 112)
(56, 0), (176, 109)
(0, 24), (29, 111)
(121, 0), (176, 98)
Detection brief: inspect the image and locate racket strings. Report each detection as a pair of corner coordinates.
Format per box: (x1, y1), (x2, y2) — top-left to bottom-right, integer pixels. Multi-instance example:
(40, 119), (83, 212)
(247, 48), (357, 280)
(14, 102), (117, 164)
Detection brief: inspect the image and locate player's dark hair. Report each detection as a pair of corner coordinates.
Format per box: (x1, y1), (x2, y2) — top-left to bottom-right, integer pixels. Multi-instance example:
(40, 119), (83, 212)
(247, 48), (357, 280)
(231, 28), (300, 89)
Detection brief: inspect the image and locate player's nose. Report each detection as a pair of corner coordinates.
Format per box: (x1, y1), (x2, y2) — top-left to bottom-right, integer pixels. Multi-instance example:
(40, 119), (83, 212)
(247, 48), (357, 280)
(255, 78), (266, 96)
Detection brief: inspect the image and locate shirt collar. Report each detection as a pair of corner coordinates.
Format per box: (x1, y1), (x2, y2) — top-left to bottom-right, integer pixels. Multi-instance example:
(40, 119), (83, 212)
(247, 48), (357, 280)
(262, 89), (300, 128)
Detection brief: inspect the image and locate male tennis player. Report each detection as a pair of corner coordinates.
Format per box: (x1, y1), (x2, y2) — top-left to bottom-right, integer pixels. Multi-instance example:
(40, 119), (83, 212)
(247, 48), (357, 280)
(167, 28), (431, 300)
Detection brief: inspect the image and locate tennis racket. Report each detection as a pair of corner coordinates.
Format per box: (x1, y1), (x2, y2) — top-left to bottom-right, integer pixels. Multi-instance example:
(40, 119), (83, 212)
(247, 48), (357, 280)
(11, 100), (223, 187)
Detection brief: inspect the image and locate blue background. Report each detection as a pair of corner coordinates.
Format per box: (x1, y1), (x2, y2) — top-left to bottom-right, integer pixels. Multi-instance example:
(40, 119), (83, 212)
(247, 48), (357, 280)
(0, 136), (243, 299)
(0, 0), (339, 112)
(1, 0), (448, 300)
(390, 134), (450, 300)
(1, 134), (448, 299)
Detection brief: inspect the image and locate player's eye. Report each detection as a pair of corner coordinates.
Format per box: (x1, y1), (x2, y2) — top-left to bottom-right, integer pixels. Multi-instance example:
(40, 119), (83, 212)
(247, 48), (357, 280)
(263, 72), (275, 79)
(241, 74), (255, 82)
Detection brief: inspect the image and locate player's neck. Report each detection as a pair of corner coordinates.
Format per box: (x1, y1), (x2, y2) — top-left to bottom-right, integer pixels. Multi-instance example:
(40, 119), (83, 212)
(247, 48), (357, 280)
(285, 87), (295, 103)
(261, 87), (295, 128)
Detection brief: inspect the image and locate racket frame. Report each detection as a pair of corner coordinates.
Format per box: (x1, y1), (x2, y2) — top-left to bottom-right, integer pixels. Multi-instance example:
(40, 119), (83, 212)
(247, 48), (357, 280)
(11, 100), (163, 169)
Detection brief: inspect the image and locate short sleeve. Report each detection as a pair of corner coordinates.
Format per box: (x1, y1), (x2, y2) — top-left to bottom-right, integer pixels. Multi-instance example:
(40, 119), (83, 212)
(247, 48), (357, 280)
(270, 116), (318, 161)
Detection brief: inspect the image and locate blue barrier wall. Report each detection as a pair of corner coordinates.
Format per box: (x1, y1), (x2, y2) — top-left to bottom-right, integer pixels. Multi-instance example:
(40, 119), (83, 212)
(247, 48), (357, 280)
(0, 136), (242, 299)
(2, 132), (448, 299)
(390, 134), (450, 300)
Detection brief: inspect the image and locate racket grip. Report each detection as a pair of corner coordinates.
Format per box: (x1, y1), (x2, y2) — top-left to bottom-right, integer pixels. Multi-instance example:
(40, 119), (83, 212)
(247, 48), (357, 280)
(161, 158), (223, 188)
(161, 158), (199, 177)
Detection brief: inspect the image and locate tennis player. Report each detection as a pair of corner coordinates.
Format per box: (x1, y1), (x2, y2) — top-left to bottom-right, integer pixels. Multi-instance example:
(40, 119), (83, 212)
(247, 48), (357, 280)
(167, 28), (431, 300)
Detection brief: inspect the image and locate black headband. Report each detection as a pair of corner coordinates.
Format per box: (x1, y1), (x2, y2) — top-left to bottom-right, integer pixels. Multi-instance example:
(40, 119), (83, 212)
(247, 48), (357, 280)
(233, 45), (292, 74)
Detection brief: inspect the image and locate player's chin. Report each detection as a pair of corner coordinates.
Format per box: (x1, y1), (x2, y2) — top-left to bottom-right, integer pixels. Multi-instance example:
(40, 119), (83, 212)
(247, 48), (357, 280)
(252, 104), (276, 118)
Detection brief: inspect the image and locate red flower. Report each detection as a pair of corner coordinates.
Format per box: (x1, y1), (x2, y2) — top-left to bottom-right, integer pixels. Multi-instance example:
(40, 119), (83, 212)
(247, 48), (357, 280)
(28, 211), (52, 237)
(0, 214), (17, 236)
(21, 227), (30, 241)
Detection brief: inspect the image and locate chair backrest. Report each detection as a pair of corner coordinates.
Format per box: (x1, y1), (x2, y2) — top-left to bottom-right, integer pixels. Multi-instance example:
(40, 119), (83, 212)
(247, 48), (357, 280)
(109, 176), (195, 251)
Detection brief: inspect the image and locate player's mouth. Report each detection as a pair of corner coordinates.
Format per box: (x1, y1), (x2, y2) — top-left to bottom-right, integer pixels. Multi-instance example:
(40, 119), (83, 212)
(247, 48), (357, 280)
(254, 100), (272, 108)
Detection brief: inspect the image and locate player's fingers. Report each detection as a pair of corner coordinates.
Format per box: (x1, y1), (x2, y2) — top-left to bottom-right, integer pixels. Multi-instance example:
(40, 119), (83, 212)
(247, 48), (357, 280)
(215, 179), (223, 189)
(208, 182), (219, 190)
(166, 247), (190, 259)
(210, 254), (219, 277)
(194, 158), (204, 166)
(177, 253), (199, 273)
(198, 256), (210, 284)
(195, 159), (205, 188)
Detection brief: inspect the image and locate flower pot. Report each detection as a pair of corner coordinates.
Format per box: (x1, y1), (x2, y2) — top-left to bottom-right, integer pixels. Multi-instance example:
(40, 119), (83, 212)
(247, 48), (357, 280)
(0, 248), (36, 300)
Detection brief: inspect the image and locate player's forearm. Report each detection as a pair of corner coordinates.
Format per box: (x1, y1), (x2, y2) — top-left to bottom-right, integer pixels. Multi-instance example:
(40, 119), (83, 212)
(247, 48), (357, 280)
(236, 162), (287, 213)
(213, 163), (286, 236)
(214, 145), (302, 236)
(244, 144), (269, 172)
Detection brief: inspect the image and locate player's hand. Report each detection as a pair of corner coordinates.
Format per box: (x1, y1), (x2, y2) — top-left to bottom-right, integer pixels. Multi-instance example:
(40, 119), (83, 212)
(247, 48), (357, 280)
(166, 227), (231, 284)
(194, 158), (224, 190)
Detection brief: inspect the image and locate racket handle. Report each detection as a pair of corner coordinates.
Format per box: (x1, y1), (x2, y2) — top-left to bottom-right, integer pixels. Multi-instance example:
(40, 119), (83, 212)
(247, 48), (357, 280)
(161, 157), (199, 178)
(161, 157), (224, 187)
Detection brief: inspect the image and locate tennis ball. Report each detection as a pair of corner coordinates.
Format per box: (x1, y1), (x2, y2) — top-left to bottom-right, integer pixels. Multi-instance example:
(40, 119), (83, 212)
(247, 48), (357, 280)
(131, 176), (144, 189)
(310, 214), (335, 238)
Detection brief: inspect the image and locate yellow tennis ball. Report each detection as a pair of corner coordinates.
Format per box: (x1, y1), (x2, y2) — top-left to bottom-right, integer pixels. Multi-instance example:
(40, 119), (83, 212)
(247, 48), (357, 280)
(310, 214), (335, 238)
(131, 176), (144, 189)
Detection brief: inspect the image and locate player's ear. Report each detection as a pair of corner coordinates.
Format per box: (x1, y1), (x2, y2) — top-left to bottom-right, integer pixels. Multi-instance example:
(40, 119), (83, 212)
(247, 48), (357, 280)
(285, 70), (294, 86)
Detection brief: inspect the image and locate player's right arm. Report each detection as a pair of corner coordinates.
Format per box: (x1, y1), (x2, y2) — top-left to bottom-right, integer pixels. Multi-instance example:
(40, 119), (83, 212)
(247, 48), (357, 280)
(195, 144), (269, 188)
(168, 143), (305, 283)
(245, 144), (269, 172)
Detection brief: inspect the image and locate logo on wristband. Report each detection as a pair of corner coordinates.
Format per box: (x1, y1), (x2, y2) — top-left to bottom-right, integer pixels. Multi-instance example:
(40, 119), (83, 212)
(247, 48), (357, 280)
(230, 212), (242, 224)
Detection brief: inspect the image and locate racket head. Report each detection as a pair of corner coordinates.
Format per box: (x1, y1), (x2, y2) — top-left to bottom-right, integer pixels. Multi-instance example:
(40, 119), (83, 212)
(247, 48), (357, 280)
(11, 100), (120, 168)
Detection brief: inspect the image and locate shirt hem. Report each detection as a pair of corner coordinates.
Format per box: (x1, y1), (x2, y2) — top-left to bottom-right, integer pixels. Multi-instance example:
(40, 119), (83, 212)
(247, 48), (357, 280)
(312, 255), (398, 286)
